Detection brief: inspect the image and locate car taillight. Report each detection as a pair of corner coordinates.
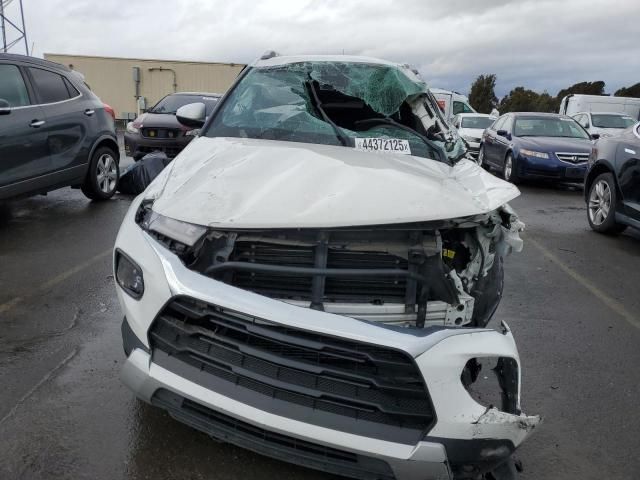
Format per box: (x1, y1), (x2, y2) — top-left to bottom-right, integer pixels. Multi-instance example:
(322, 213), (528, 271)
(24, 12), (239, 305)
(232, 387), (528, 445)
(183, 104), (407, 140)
(103, 103), (116, 120)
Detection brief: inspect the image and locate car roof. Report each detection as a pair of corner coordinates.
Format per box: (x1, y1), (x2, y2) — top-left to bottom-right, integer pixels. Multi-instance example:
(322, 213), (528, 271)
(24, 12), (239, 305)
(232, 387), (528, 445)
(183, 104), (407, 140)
(578, 111), (632, 116)
(511, 112), (571, 119)
(172, 91), (222, 97)
(456, 113), (494, 118)
(0, 53), (70, 72)
(253, 54), (401, 69)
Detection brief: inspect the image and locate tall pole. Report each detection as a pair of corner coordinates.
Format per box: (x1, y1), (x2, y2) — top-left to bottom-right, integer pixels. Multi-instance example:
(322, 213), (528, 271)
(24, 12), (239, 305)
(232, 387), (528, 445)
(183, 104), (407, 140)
(19, 0), (26, 54)
(0, 1), (7, 53)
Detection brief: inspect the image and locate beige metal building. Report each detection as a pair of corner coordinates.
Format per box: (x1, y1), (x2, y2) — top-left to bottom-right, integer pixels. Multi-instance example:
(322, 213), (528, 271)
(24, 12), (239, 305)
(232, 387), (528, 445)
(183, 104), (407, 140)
(44, 53), (245, 119)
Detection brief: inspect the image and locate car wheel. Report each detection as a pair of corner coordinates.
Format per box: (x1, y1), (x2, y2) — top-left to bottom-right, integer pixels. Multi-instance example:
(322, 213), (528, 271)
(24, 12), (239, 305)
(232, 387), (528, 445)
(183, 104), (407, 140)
(503, 153), (519, 184)
(587, 172), (626, 234)
(81, 147), (119, 201)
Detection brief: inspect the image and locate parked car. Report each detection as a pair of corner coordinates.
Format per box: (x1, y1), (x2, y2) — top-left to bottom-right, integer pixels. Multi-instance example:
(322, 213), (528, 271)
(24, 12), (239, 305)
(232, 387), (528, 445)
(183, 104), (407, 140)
(115, 54), (539, 480)
(0, 54), (119, 201)
(430, 88), (476, 121)
(585, 122), (640, 234)
(559, 93), (640, 119)
(479, 112), (594, 183)
(572, 111), (636, 138)
(124, 92), (221, 160)
(452, 113), (496, 161)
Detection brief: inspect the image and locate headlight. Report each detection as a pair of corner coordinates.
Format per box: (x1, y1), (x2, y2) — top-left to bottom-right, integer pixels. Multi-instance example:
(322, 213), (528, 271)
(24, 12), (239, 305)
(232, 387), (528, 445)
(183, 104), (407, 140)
(115, 250), (144, 299)
(462, 135), (479, 143)
(136, 202), (207, 255)
(126, 122), (140, 134)
(520, 149), (549, 159)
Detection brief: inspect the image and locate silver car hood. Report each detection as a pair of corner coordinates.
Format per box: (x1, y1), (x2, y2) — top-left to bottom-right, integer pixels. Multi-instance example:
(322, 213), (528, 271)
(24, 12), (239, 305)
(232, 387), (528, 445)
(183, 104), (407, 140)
(146, 136), (520, 228)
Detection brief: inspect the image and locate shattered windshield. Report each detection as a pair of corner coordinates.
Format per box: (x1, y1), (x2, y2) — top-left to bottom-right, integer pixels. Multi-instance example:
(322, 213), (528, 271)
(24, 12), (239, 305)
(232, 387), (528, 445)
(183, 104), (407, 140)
(204, 62), (452, 163)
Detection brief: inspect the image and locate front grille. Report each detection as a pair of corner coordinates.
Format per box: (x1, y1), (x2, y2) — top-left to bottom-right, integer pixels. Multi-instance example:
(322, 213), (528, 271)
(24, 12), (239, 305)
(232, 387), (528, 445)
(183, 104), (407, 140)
(556, 152), (589, 164)
(229, 241), (409, 303)
(137, 145), (183, 158)
(152, 389), (395, 480)
(140, 127), (181, 139)
(149, 296), (435, 444)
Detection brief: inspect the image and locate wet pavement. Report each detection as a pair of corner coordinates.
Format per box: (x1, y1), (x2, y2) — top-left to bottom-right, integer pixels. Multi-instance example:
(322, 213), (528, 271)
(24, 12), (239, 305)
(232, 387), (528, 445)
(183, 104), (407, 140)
(1, 171), (639, 479)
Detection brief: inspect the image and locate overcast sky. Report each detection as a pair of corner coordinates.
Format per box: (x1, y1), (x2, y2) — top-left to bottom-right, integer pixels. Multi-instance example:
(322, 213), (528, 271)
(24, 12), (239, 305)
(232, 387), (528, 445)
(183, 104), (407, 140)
(3, 0), (639, 97)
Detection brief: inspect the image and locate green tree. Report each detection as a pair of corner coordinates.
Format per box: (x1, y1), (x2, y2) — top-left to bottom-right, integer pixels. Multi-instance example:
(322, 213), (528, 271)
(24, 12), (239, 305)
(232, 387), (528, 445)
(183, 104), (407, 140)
(615, 83), (640, 97)
(468, 74), (498, 113)
(499, 87), (544, 113)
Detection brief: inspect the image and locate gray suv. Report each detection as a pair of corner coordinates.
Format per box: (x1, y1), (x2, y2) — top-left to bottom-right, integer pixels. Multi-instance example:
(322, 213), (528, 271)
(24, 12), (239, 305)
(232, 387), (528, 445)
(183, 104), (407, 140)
(0, 54), (119, 201)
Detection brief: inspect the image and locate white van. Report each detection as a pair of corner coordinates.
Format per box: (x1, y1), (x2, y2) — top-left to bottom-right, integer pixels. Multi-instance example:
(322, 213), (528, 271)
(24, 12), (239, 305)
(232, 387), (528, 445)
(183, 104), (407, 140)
(430, 88), (476, 121)
(559, 94), (640, 119)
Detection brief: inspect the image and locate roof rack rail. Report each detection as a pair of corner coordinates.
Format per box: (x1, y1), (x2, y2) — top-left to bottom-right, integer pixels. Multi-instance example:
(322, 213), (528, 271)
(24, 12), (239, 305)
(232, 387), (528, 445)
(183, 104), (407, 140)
(260, 50), (280, 60)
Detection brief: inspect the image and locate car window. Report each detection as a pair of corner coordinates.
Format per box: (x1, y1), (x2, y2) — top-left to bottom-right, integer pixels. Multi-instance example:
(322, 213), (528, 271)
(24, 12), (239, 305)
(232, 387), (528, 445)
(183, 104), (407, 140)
(28, 67), (77, 104)
(461, 116), (494, 129)
(591, 114), (636, 129)
(150, 94), (220, 115)
(453, 101), (474, 115)
(0, 64), (30, 107)
(573, 114), (583, 124)
(205, 63), (456, 163)
(513, 116), (590, 139)
(63, 77), (80, 98)
(492, 116), (507, 131)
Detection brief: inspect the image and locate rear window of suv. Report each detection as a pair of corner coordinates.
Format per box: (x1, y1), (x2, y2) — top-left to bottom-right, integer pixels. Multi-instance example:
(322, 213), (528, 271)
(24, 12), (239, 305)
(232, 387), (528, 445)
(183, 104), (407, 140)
(0, 64), (30, 107)
(29, 67), (79, 104)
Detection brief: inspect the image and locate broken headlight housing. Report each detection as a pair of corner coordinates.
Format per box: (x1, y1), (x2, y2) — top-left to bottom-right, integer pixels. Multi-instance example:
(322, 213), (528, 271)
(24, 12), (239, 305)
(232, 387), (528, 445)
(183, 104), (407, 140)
(136, 201), (207, 256)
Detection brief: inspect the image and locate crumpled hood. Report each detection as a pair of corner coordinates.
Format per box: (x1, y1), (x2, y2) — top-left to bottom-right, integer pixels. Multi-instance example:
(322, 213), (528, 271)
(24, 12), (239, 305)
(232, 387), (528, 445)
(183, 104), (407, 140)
(147, 137), (520, 228)
(519, 136), (592, 153)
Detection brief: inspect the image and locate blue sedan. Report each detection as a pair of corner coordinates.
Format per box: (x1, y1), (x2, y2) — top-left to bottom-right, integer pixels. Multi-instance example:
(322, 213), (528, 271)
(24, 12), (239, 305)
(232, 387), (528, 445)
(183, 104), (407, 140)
(478, 112), (594, 183)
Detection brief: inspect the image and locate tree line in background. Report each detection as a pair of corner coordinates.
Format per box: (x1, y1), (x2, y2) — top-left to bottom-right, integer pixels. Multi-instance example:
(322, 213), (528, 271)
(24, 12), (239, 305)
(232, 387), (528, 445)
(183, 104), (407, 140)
(467, 74), (640, 114)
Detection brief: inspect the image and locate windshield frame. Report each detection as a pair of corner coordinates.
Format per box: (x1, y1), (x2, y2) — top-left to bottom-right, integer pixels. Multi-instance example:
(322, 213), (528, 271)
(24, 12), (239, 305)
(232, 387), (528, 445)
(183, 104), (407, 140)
(513, 115), (590, 139)
(201, 64), (452, 164)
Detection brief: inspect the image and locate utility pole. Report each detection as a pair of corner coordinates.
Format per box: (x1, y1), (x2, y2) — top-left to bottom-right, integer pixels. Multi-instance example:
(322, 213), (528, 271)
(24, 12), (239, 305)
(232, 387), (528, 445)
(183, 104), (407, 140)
(0, 0), (29, 54)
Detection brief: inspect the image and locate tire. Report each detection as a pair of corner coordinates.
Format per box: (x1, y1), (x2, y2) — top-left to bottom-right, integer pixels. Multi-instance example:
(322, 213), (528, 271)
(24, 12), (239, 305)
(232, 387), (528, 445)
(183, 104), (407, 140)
(81, 147), (119, 201)
(587, 172), (627, 234)
(478, 145), (487, 168)
(503, 152), (519, 184)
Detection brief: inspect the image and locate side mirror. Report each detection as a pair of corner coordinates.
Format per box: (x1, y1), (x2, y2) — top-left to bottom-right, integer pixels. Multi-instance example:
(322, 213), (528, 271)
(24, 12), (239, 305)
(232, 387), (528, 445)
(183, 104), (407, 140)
(591, 133), (600, 140)
(176, 102), (206, 128)
(496, 129), (509, 137)
(0, 99), (11, 115)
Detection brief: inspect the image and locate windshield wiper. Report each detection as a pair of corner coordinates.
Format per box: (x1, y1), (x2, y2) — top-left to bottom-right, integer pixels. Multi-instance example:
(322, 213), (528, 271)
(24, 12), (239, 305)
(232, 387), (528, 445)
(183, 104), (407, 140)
(305, 79), (349, 147)
(354, 117), (449, 164)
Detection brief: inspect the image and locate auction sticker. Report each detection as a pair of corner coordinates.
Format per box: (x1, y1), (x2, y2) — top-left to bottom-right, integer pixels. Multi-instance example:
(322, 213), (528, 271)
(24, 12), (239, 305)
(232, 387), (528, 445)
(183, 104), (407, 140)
(354, 138), (412, 155)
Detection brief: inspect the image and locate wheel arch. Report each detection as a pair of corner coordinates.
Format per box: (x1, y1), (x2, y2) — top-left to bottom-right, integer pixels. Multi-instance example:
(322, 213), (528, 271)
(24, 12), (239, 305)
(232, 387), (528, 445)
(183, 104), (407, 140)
(89, 135), (120, 165)
(585, 161), (618, 202)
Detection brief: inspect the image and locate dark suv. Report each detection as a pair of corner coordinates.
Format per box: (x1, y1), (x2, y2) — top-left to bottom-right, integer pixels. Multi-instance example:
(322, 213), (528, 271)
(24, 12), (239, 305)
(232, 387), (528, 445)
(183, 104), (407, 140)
(0, 54), (119, 201)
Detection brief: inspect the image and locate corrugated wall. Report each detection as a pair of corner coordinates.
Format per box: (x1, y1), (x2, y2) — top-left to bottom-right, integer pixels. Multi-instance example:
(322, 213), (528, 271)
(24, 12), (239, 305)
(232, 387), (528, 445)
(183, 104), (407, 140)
(44, 53), (245, 119)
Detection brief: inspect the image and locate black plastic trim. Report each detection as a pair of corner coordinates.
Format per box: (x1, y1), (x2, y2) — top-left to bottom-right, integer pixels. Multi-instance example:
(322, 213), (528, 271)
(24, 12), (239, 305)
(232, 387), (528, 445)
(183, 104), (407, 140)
(121, 316), (149, 356)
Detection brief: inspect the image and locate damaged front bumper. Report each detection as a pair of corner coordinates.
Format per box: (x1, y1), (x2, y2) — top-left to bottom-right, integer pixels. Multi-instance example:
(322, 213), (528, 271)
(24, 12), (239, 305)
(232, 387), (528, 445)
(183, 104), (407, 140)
(115, 198), (540, 480)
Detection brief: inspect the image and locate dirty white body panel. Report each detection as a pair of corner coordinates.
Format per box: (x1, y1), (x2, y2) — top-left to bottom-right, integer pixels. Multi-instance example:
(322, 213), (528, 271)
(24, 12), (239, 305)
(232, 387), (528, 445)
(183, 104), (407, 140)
(146, 136), (519, 229)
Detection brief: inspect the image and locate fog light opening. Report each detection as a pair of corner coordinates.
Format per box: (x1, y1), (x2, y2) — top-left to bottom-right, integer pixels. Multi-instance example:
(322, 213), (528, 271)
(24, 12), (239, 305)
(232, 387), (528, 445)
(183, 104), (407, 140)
(115, 250), (145, 300)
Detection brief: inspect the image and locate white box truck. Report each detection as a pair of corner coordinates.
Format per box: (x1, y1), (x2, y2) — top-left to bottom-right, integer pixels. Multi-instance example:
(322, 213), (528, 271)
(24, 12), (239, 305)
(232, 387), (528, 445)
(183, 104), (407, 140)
(559, 94), (640, 119)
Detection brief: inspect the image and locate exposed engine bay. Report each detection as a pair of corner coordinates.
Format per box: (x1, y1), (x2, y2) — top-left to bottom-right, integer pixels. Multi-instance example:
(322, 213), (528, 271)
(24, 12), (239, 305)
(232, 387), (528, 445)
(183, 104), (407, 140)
(137, 202), (524, 330)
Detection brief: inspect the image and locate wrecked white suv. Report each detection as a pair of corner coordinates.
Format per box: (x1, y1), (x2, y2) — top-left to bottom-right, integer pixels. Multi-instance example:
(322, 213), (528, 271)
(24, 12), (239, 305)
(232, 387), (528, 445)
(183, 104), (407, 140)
(114, 54), (539, 480)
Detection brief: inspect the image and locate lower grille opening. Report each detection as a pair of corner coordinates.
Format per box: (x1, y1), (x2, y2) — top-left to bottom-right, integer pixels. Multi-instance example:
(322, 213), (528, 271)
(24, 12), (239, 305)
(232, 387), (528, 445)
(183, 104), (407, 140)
(149, 296), (435, 445)
(152, 389), (395, 480)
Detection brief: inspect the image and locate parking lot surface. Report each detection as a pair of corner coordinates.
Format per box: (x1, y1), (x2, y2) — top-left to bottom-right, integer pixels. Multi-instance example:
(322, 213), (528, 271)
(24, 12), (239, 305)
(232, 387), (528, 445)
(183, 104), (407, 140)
(1, 170), (639, 479)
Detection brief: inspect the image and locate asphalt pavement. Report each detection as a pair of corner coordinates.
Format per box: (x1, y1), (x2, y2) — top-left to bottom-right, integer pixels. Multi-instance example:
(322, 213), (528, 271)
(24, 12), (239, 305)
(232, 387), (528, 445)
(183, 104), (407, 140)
(1, 163), (639, 479)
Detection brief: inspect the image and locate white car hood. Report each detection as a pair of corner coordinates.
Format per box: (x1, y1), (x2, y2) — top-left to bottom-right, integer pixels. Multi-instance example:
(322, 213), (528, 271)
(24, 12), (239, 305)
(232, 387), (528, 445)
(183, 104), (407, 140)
(459, 127), (485, 139)
(147, 136), (520, 228)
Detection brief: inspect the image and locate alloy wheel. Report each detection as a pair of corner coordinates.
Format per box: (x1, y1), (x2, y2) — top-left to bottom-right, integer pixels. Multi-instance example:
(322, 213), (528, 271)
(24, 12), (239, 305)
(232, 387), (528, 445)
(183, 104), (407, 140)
(96, 154), (118, 193)
(504, 155), (513, 180)
(588, 179), (612, 226)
